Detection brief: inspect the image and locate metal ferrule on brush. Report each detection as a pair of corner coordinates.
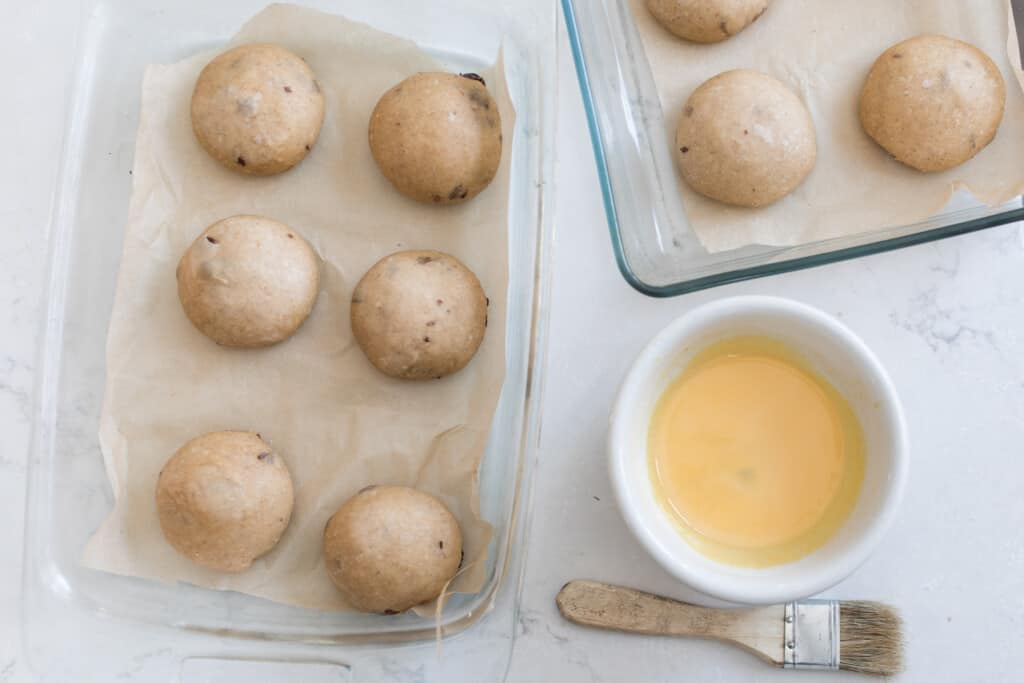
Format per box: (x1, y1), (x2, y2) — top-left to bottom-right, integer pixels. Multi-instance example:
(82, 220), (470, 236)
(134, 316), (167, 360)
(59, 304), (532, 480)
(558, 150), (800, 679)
(783, 599), (840, 670)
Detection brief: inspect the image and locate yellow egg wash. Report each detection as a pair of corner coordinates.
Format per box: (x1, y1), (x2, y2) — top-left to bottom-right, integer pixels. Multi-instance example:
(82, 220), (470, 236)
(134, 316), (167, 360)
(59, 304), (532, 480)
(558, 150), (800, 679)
(648, 336), (865, 567)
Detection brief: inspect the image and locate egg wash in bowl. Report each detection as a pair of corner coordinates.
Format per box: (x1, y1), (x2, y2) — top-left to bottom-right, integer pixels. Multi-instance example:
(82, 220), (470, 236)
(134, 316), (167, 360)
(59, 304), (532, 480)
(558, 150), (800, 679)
(648, 335), (865, 568)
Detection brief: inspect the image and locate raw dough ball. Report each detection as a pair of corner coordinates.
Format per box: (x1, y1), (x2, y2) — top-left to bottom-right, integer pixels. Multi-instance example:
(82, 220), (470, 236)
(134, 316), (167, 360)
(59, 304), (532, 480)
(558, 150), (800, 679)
(859, 34), (1006, 173)
(368, 72), (502, 204)
(647, 0), (770, 43)
(191, 43), (325, 175)
(350, 250), (487, 380)
(675, 69), (817, 208)
(177, 214), (320, 348)
(322, 486), (463, 613)
(156, 431), (294, 573)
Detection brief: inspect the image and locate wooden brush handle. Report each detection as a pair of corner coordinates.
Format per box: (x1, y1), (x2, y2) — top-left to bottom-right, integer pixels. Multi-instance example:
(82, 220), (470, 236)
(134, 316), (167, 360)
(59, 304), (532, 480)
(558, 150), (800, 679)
(556, 580), (783, 664)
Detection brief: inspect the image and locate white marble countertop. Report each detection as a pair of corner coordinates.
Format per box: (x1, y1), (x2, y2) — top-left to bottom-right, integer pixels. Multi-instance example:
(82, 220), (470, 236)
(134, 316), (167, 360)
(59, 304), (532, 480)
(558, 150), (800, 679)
(4, 4), (1024, 681)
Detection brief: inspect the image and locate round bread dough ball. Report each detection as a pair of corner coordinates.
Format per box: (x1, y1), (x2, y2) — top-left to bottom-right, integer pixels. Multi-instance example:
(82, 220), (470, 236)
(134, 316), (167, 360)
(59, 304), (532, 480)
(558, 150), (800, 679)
(156, 431), (294, 573)
(675, 69), (817, 208)
(191, 43), (325, 175)
(177, 214), (320, 348)
(322, 486), (463, 613)
(859, 34), (1006, 173)
(647, 0), (770, 43)
(350, 250), (487, 380)
(368, 72), (502, 204)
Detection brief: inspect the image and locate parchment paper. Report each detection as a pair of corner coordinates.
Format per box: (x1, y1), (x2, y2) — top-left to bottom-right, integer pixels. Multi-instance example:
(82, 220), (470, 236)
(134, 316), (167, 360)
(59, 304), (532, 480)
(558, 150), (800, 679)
(83, 3), (515, 611)
(630, 0), (1024, 253)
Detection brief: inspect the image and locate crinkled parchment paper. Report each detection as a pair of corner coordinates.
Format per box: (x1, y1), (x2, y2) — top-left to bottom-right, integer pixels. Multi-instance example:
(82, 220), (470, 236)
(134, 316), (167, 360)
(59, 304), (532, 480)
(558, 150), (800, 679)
(83, 3), (514, 611)
(630, 0), (1024, 253)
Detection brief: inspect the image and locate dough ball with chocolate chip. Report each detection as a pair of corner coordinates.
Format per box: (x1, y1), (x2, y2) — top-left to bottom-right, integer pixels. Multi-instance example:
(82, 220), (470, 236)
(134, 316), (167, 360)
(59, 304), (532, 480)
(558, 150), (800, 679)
(177, 214), (320, 348)
(322, 486), (463, 613)
(156, 431), (294, 573)
(191, 43), (325, 175)
(368, 72), (502, 204)
(675, 69), (816, 207)
(859, 34), (1006, 172)
(647, 0), (770, 43)
(350, 250), (487, 380)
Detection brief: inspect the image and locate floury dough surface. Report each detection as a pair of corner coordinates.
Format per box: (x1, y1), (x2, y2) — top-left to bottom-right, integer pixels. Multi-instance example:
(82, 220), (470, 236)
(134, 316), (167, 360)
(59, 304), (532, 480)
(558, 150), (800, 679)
(350, 250), (489, 380)
(858, 35), (1006, 173)
(155, 431), (294, 573)
(368, 72), (502, 204)
(645, 0), (770, 44)
(190, 43), (325, 176)
(176, 214), (320, 348)
(83, 4), (515, 611)
(674, 69), (816, 207)
(322, 486), (464, 614)
(630, 0), (1024, 253)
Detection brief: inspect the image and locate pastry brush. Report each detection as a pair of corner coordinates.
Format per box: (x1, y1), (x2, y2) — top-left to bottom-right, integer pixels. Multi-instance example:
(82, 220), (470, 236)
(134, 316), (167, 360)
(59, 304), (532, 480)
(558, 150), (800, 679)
(556, 580), (903, 676)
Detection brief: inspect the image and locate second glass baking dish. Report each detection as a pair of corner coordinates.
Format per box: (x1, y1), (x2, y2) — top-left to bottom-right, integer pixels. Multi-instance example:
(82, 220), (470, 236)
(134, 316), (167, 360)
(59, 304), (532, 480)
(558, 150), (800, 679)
(563, 0), (1024, 297)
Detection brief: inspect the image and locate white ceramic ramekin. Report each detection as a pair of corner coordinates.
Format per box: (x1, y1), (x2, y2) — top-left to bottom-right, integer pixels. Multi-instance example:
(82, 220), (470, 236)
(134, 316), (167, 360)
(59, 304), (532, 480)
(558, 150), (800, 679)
(609, 296), (908, 606)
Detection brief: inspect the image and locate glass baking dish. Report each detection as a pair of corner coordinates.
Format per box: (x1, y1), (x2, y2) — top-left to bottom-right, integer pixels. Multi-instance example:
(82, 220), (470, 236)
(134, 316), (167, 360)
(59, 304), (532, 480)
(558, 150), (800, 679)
(22, 0), (554, 678)
(562, 0), (1024, 297)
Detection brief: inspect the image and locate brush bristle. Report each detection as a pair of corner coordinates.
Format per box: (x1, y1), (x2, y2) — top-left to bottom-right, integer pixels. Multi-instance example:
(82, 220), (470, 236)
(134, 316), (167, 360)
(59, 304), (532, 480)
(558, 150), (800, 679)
(839, 601), (904, 676)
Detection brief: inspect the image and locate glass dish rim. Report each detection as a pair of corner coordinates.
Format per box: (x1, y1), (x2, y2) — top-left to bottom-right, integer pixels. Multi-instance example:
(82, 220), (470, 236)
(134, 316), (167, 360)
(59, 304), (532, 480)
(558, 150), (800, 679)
(561, 0), (1024, 299)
